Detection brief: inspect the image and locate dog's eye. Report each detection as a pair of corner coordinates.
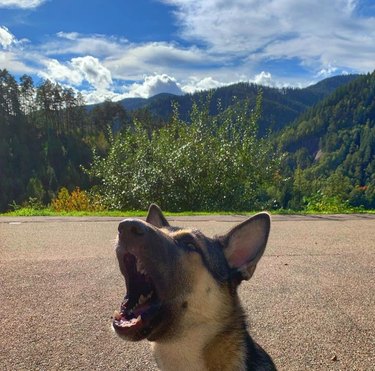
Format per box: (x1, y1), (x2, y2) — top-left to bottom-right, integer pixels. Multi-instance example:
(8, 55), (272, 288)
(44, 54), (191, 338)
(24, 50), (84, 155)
(176, 235), (201, 253)
(186, 243), (197, 251)
(179, 238), (199, 252)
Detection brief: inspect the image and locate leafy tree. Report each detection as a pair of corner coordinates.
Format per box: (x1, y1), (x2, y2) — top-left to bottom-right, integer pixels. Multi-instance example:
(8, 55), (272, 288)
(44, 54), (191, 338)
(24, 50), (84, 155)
(86, 94), (281, 211)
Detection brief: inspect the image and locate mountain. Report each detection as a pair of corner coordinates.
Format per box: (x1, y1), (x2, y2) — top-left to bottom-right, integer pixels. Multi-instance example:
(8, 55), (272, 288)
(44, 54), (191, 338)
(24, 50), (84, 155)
(119, 74), (359, 135)
(1, 68), (372, 212)
(276, 71), (375, 207)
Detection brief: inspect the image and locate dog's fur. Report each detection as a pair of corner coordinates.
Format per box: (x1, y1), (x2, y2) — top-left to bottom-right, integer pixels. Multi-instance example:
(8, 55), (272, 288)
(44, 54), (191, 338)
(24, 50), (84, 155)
(113, 204), (276, 370)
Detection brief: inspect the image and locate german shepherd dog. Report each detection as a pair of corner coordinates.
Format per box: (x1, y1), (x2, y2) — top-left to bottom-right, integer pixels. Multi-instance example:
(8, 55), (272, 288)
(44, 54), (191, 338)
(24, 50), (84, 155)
(112, 204), (276, 370)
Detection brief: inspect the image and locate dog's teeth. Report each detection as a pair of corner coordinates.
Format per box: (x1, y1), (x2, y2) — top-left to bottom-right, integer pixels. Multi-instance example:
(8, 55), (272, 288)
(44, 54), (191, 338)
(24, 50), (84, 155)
(113, 310), (122, 321)
(138, 291), (154, 305)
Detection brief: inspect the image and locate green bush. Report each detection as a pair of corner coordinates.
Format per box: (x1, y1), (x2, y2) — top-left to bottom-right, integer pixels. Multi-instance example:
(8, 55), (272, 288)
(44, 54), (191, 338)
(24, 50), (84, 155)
(86, 95), (281, 211)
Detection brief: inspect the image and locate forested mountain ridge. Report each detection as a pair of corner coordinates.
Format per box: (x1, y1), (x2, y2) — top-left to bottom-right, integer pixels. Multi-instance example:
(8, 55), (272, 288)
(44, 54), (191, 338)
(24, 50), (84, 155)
(0, 68), (373, 212)
(275, 71), (375, 209)
(0, 71), (96, 211)
(119, 74), (359, 134)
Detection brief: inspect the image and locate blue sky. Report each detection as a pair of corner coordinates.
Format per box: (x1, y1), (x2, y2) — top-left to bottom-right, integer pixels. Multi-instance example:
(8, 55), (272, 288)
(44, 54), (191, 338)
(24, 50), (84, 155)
(1, 0), (375, 103)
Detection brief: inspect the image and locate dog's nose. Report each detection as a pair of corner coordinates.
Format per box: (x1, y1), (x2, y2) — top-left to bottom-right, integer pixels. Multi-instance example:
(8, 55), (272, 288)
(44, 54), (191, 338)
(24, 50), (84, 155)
(118, 219), (147, 237)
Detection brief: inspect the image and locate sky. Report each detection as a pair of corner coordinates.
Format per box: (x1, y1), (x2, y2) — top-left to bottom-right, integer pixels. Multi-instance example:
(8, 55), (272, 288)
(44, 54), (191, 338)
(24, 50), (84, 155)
(1, 0), (375, 104)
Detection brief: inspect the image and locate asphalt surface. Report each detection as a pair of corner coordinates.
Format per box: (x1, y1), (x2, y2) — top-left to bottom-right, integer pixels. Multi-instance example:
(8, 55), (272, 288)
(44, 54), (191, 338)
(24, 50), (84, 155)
(1, 214), (374, 370)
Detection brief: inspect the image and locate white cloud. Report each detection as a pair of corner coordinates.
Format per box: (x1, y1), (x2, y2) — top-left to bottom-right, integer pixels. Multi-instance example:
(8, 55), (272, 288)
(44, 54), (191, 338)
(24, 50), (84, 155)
(0, 0), (46, 8)
(0, 26), (16, 48)
(161, 0), (375, 73)
(0, 26), (36, 73)
(316, 65), (339, 78)
(0, 50), (36, 73)
(41, 59), (82, 85)
(41, 34), (220, 83)
(2, 0), (373, 104)
(40, 56), (113, 91)
(71, 56), (112, 90)
(69, 74), (182, 104)
(44, 32), (129, 58)
(253, 71), (274, 87)
(56, 32), (80, 41)
(80, 89), (126, 105)
(250, 71), (305, 89)
(105, 42), (223, 81)
(127, 74), (183, 98)
(182, 76), (224, 94)
(38, 34), (257, 93)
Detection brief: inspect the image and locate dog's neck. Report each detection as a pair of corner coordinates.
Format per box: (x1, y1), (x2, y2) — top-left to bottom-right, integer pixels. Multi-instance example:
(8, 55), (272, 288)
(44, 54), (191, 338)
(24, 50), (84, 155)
(151, 332), (207, 371)
(151, 317), (247, 371)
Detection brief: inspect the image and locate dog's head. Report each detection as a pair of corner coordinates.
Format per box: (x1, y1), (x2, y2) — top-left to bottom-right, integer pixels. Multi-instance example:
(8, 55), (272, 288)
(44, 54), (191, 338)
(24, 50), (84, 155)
(112, 204), (270, 342)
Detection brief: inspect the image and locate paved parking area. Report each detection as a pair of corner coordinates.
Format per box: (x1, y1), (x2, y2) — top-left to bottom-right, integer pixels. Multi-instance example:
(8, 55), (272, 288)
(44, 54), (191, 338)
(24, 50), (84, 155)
(1, 214), (374, 370)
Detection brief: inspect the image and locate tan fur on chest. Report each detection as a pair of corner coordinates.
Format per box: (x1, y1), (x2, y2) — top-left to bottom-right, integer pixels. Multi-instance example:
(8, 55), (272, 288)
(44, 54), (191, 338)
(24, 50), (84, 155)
(203, 325), (247, 371)
(152, 324), (247, 371)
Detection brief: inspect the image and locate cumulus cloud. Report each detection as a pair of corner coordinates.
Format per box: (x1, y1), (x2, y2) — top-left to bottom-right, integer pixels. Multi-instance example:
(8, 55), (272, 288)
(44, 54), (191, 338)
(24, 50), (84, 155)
(0, 26), (16, 48)
(0, 0), (46, 8)
(71, 56), (112, 90)
(79, 74), (227, 103)
(41, 56), (113, 91)
(0, 26), (35, 73)
(127, 74), (183, 98)
(182, 76), (224, 94)
(316, 65), (339, 78)
(253, 71), (274, 87)
(0, 50), (36, 73)
(42, 59), (82, 85)
(71, 74), (183, 104)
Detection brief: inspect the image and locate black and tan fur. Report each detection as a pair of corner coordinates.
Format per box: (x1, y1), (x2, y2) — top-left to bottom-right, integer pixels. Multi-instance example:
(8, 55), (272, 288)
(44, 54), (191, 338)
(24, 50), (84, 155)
(112, 204), (276, 370)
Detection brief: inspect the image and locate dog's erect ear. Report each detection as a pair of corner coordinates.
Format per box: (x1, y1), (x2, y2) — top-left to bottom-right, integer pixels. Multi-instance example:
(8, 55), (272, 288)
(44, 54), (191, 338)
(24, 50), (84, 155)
(146, 204), (170, 228)
(222, 213), (270, 280)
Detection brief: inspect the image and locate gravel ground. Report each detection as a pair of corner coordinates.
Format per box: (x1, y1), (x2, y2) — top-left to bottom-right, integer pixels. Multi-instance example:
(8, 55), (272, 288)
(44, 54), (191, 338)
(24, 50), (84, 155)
(1, 214), (374, 370)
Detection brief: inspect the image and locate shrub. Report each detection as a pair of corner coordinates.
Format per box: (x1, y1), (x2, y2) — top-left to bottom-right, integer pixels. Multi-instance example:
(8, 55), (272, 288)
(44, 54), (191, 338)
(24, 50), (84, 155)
(304, 190), (353, 213)
(51, 187), (106, 212)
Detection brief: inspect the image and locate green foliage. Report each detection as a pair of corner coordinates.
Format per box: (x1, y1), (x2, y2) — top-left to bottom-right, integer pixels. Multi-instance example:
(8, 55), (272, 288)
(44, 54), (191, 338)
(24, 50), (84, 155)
(86, 95), (281, 211)
(272, 71), (375, 211)
(305, 192), (355, 213)
(0, 69), (123, 212)
(1, 67), (374, 213)
(26, 177), (45, 203)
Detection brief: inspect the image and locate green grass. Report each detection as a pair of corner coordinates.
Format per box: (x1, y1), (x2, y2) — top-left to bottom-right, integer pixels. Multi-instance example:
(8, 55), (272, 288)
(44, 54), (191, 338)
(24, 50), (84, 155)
(1, 208), (145, 217)
(1, 207), (374, 217)
(1, 208), (252, 217)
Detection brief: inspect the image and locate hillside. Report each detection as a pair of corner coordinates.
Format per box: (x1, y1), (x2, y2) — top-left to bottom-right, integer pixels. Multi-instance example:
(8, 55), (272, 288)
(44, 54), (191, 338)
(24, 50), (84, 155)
(276, 71), (375, 209)
(120, 74), (359, 135)
(1, 68), (373, 212)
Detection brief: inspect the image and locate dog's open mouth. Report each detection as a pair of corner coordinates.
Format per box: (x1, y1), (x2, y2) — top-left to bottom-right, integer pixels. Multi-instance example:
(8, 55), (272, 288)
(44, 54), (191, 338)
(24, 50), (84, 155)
(112, 252), (161, 338)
